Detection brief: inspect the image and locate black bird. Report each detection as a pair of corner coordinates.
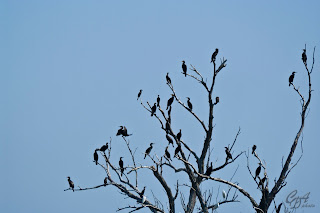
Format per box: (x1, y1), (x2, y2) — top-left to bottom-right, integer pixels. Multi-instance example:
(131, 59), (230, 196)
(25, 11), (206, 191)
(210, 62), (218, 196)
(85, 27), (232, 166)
(157, 95), (160, 107)
(211, 48), (219, 63)
(252, 145), (256, 155)
(174, 144), (181, 157)
(166, 72), (171, 84)
(144, 143), (154, 159)
(137, 89), (142, 100)
(302, 48), (307, 65)
(139, 186), (146, 198)
(255, 163), (262, 180)
(289, 72), (296, 86)
(166, 94), (174, 110)
(104, 177), (108, 186)
(165, 146), (171, 161)
(165, 121), (171, 133)
(122, 126), (132, 136)
(166, 134), (174, 147)
(225, 147), (232, 160)
(205, 162), (213, 176)
(94, 148), (99, 165)
(119, 157), (124, 176)
(116, 126), (124, 136)
(276, 203), (282, 213)
(182, 60), (187, 77)
(215, 96), (219, 104)
(151, 103), (157, 116)
(100, 142), (109, 152)
(67, 176), (74, 192)
(261, 176), (267, 185)
(187, 97), (193, 111)
(177, 129), (182, 141)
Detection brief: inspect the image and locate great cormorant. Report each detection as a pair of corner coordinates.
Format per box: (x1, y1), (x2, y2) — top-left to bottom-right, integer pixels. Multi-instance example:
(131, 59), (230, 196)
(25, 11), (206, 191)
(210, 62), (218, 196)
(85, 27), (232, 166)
(139, 186), (146, 198)
(166, 134), (174, 147)
(187, 97), (193, 111)
(289, 72), (296, 86)
(144, 143), (154, 159)
(166, 72), (171, 84)
(165, 121), (171, 133)
(94, 149), (99, 165)
(222, 190), (226, 199)
(166, 94), (174, 110)
(182, 61), (187, 77)
(104, 177), (108, 186)
(205, 162), (213, 176)
(67, 176), (74, 192)
(116, 126), (124, 136)
(165, 146), (171, 161)
(177, 129), (182, 141)
(225, 147), (232, 160)
(151, 103), (157, 116)
(252, 145), (256, 154)
(215, 96), (219, 104)
(255, 163), (262, 180)
(137, 89), (142, 100)
(157, 95), (160, 107)
(119, 157), (124, 176)
(302, 49), (307, 65)
(174, 144), (181, 157)
(100, 142), (109, 152)
(211, 48), (219, 63)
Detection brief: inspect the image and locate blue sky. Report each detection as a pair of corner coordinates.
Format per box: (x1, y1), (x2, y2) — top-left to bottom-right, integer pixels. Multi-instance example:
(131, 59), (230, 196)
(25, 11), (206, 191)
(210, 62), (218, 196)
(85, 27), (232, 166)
(1, 1), (319, 212)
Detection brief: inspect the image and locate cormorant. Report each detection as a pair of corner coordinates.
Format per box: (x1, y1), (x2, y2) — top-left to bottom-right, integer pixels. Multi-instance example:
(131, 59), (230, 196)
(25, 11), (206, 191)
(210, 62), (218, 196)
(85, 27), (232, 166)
(166, 72), (171, 85)
(252, 145), (256, 155)
(215, 96), (219, 104)
(261, 176), (267, 185)
(182, 61), (187, 77)
(116, 126), (124, 136)
(166, 94), (174, 110)
(122, 126), (131, 136)
(104, 177), (108, 186)
(302, 48), (307, 65)
(187, 97), (193, 111)
(174, 144), (181, 157)
(225, 147), (232, 160)
(165, 121), (171, 133)
(222, 190), (226, 199)
(157, 95), (160, 107)
(144, 143), (154, 159)
(177, 129), (182, 141)
(94, 148), (99, 165)
(211, 48), (219, 63)
(205, 162), (213, 176)
(137, 89), (142, 100)
(151, 103), (157, 116)
(166, 134), (174, 147)
(67, 176), (74, 192)
(255, 163), (262, 180)
(100, 142), (109, 152)
(119, 157), (124, 176)
(139, 186), (146, 198)
(276, 203), (282, 213)
(289, 72), (296, 86)
(165, 146), (171, 161)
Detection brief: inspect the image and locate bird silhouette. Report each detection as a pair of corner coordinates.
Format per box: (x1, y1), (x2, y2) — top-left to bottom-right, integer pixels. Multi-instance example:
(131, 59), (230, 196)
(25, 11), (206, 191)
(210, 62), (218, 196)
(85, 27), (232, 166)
(215, 96), (219, 104)
(137, 89), (142, 100)
(174, 144), (181, 157)
(167, 94), (174, 110)
(94, 148), (99, 165)
(177, 129), (182, 141)
(119, 157), (124, 176)
(225, 147), (232, 160)
(211, 48), (219, 63)
(116, 126), (132, 137)
(289, 72), (296, 86)
(100, 142), (109, 152)
(302, 49), (307, 65)
(255, 163), (262, 180)
(67, 176), (74, 192)
(187, 97), (193, 111)
(252, 145), (256, 155)
(182, 61), (187, 77)
(165, 146), (171, 161)
(151, 103), (157, 116)
(205, 162), (213, 176)
(157, 95), (160, 107)
(144, 143), (154, 159)
(276, 203), (282, 213)
(104, 177), (108, 186)
(166, 73), (171, 84)
(166, 134), (174, 147)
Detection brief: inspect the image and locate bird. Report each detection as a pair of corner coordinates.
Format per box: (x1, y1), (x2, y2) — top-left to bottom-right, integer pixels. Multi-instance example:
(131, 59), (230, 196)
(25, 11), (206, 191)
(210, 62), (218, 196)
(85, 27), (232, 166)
(255, 163), (262, 180)
(122, 126), (132, 136)
(144, 143), (154, 159)
(119, 157), (124, 176)
(276, 203), (282, 213)
(252, 145), (257, 155)
(205, 162), (213, 176)
(151, 103), (157, 116)
(165, 146), (171, 161)
(116, 126), (124, 136)
(177, 129), (182, 141)
(182, 60), (187, 77)
(211, 48), (219, 63)
(139, 186), (146, 198)
(166, 72), (171, 84)
(67, 176), (74, 192)
(215, 96), (219, 104)
(261, 176), (267, 185)
(100, 142), (109, 152)
(222, 190), (226, 199)
(289, 72), (296, 87)
(104, 177), (108, 186)
(165, 121), (171, 133)
(225, 147), (232, 160)
(157, 95), (160, 107)
(166, 94), (174, 110)
(302, 48), (307, 65)
(94, 148), (99, 165)
(166, 134), (174, 147)
(137, 89), (142, 100)
(174, 144), (181, 157)
(187, 97), (193, 111)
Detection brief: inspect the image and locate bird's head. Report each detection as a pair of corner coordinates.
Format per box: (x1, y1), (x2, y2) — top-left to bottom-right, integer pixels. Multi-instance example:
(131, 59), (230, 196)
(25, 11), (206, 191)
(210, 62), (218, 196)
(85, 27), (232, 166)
(182, 60), (185, 63)
(150, 143), (154, 146)
(292, 71), (296, 74)
(120, 157), (123, 160)
(67, 176), (70, 179)
(187, 97), (190, 100)
(224, 147), (228, 150)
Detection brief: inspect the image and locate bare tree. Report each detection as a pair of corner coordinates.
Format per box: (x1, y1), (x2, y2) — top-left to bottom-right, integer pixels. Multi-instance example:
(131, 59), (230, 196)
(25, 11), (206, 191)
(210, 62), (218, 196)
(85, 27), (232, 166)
(64, 46), (316, 213)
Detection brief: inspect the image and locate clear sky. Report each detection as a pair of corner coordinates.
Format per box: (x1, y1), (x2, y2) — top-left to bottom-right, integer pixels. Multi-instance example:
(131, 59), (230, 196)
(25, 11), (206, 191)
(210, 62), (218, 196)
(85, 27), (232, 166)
(1, 1), (319, 213)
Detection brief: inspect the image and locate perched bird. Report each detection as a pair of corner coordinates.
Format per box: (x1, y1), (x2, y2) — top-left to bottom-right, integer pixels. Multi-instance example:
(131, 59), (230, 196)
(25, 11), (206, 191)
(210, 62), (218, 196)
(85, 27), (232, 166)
(222, 190), (226, 199)
(205, 162), (213, 176)
(144, 143), (154, 159)
(252, 145), (257, 155)
(165, 121), (171, 133)
(139, 186), (146, 198)
(100, 142), (109, 152)
(151, 103), (157, 116)
(137, 89), (142, 100)
(104, 177), (108, 186)
(94, 149), (99, 165)
(211, 48), (219, 63)
(116, 126), (124, 136)
(166, 94), (174, 110)
(166, 134), (174, 147)
(289, 72), (296, 86)
(255, 163), (262, 180)
(261, 176), (267, 185)
(67, 176), (74, 192)
(119, 157), (124, 176)
(165, 146), (171, 161)
(225, 147), (232, 160)
(182, 60), (187, 77)
(166, 73), (171, 84)
(302, 48), (307, 65)
(157, 95), (160, 107)
(187, 97), (193, 111)
(177, 129), (182, 141)
(122, 126), (131, 136)
(215, 96), (219, 104)
(276, 203), (283, 213)
(174, 144), (181, 157)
